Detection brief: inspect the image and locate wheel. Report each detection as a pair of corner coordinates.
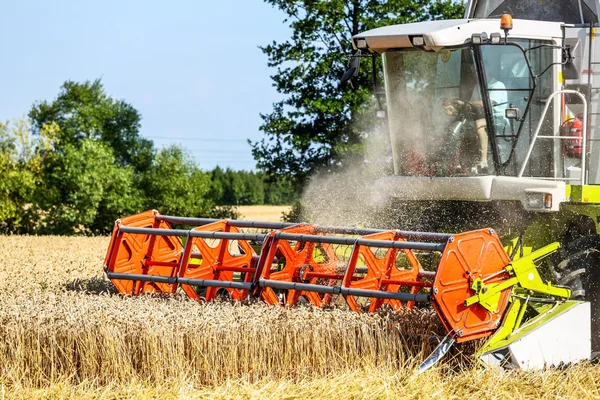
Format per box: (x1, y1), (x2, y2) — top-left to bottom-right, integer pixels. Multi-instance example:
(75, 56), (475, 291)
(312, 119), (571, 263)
(551, 219), (600, 353)
(555, 235), (600, 297)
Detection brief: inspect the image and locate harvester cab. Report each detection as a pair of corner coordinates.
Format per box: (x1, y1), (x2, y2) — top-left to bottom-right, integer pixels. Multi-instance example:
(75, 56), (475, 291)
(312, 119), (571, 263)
(345, 0), (600, 363)
(351, 1), (597, 194)
(103, 0), (600, 374)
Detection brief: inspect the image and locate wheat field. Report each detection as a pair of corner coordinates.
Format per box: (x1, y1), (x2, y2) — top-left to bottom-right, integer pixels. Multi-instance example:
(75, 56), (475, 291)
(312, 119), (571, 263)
(1, 235), (600, 399)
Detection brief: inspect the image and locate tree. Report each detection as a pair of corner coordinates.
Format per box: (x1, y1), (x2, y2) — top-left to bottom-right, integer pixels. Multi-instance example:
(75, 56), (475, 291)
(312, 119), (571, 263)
(226, 169), (247, 205)
(240, 172), (265, 205)
(206, 167), (293, 206)
(263, 173), (295, 205)
(37, 139), (142, 234)
(0, 118), (53, 233)
(208, 166), (227, 204)
(141, 145), (214, 217)
(29, 79), (154, 173)
(253, 0), (465, 185)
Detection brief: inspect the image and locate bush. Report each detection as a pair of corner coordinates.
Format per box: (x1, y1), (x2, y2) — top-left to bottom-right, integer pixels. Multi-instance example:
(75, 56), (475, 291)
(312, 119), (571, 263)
(140, 146), (214, 218)
(37, 139), (141, 234)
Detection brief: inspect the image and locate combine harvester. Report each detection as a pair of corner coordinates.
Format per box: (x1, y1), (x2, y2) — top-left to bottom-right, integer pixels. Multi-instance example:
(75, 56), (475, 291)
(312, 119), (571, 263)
(105, 0), (600, 371)
(105, 211), (588, 371)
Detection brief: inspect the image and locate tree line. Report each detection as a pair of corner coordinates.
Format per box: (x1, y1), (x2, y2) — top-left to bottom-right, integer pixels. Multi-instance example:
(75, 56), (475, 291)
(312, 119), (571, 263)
(209, 167), (294, 206)
(1, 1), (465, 234)
(0, 80), (294, 235)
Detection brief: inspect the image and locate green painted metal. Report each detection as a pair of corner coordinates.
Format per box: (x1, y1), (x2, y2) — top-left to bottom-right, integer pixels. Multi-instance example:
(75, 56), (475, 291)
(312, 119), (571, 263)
(465, 242), (569, 311)
(465, 242), (573, 359)
(478, 298), (522, 356)
(560, 203), (600, 235)
(478, 300), (582, 357)
(502, 202), (600, 257)
(467, 277), (512, 312)
(465, 277), (518, 309)
(507, 243), (570, 298)
(568, 185), (600, 204)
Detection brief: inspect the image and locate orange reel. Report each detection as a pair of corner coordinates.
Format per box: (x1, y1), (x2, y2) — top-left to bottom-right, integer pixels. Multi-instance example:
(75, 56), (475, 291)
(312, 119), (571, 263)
(104, 210), (182, 295)
(259, 225), (339, 307)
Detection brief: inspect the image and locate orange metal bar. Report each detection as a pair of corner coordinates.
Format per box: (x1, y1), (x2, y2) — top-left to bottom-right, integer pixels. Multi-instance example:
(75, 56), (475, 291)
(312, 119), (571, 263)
(380, 279), (433, 287)
(104, 210), (183, 295)
(215, 266), (257, 273)
(145, 261), (180, 268)
(431, 229), (512, 342)
(303, 272), (362, 281)
(341, 231), (424, 313)
(179, 220), (257, 301)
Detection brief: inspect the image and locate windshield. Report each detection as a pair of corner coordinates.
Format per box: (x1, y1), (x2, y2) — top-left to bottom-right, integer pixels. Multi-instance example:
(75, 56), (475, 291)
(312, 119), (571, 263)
(472, 0), (597, 23)
(383, 41), (551, 177)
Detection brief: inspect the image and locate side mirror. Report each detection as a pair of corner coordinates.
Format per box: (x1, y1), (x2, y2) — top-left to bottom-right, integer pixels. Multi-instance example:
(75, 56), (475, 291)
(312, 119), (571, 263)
(563, 38), (581, 80)
(340, 51), (361, 85)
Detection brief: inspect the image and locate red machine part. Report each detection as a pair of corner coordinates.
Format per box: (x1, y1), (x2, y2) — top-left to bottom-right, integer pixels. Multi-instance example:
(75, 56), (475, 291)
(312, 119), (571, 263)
(341, 231), (428, 313)
(431, 229), (512, 342)
(104, 210), (183, 295)
(563, 115), (583, 157)
(259, 225), (339, 307)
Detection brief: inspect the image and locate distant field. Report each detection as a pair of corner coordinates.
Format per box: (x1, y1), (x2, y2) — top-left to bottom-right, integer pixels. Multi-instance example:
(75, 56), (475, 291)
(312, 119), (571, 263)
(236, 205), (292, 222)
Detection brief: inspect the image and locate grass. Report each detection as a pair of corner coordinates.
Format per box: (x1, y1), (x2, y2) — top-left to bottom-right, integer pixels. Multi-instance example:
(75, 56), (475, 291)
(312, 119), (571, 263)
(0, 235), (598, 399)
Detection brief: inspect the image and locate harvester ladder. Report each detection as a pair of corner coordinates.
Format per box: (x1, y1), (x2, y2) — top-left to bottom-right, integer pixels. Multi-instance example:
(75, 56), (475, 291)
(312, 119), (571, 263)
(586, 25), (600, 137)
(519, 90), (588, 184)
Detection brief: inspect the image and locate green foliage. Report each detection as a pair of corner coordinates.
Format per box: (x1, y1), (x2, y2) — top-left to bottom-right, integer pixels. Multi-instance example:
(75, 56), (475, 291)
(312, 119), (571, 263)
(208, 167), (295, 206)
(264, 174), (295, 205)
(141, 146), (214, 218)
(29, 79), (154, 173)
(37, 139), (142, 234)
(0, 119), (50, 233)
(282, 201), (304, 223)
(0, 78), (299, 234)
(211, 205), (241, 220)
(209, 166), (226, 204)
(0, 118), (141, 234)
(252, 0), (465, 185)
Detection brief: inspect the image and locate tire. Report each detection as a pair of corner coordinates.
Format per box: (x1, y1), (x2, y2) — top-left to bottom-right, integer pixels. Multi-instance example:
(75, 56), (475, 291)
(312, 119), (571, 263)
(553, 225), (600, 353)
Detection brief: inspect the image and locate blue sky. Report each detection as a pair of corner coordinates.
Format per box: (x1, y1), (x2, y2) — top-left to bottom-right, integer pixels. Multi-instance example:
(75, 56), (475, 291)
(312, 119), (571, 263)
(0, 1), (290, 171)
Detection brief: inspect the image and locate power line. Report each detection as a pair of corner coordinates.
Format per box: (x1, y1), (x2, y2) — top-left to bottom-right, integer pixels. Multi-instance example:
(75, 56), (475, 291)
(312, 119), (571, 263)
(173, 150), (251, 155)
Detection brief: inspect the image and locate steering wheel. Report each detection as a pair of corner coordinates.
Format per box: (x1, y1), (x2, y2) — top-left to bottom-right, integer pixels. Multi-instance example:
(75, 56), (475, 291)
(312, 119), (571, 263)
(442, 98), (479, 120)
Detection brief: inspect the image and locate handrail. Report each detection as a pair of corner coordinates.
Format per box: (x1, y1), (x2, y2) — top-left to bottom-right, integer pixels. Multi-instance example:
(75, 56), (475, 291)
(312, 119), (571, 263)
(518, 90), (588, 184)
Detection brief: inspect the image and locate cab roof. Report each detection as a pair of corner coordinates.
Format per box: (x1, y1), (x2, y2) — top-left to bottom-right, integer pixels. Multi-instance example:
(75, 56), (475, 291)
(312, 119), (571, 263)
(353, 19), (563, 53)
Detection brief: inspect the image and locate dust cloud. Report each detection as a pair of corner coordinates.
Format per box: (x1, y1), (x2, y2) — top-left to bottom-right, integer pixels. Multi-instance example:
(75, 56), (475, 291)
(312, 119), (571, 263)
(296, 98), (456, 231)
(298, 118), (400, 229)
